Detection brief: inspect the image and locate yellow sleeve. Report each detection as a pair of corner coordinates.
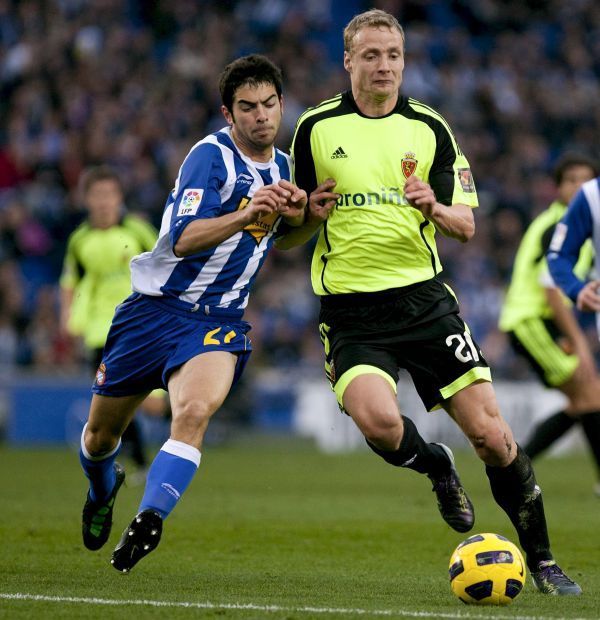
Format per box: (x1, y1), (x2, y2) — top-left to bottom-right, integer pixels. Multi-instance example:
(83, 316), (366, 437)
(126, 215), (158, 251)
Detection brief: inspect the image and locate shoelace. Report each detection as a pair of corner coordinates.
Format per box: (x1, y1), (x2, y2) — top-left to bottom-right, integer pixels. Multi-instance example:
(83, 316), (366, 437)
(537, 562), (575, 585)
(432, 473), (471, 511)
(433, 472), (458, 493)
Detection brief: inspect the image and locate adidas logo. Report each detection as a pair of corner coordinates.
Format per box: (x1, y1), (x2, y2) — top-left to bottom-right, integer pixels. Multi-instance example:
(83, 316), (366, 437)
(331, 146), (348, 159)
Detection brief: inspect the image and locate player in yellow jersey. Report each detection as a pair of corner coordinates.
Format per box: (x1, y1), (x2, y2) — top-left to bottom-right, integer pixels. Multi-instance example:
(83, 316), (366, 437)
(60, 166), (166, 477)
(287, 8), (581, 594)
(500, 154), (600, 493)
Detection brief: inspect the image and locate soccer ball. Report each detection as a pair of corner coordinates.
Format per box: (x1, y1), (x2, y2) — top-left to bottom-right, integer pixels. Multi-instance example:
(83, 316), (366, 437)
(449, 533), (526, 605)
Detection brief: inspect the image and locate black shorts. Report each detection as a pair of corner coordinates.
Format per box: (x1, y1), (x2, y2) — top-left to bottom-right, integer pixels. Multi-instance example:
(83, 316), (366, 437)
(319, 277), (491, 412)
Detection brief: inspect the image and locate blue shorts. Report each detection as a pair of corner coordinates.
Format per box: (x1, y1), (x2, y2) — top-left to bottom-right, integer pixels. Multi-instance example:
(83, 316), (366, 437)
(92, 294), (252, 397)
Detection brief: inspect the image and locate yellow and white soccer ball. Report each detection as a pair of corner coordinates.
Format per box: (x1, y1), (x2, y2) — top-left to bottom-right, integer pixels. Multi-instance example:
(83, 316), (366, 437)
(449, 533), (526, 605)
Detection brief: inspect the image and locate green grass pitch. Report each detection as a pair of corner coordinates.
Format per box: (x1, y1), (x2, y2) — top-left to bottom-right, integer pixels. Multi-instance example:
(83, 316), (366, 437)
(1, 437), (598, 619)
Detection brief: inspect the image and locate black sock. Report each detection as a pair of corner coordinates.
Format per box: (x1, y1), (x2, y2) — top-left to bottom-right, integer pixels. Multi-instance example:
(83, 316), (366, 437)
(523, 410), (575, 459)
(366, 415), (449, 477)
(486, 445), (552, 570)
(579, 411), (600, 476)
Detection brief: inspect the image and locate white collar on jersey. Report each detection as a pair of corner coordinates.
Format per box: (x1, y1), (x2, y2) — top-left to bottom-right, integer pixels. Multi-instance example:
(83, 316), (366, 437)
(223, 126), (276, 168)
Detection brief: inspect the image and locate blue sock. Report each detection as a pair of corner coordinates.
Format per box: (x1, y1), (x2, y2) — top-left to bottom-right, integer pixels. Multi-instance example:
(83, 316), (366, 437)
(79, 424), (121, 502)
(139, 439), (200, 519)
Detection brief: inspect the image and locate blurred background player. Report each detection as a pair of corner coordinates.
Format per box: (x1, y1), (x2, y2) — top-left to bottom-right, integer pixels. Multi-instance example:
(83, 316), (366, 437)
(60, 165), (167, 479)
(499, 154), (600, 495)
(547, 172), (600, 492)
(499, 154), (600, 493)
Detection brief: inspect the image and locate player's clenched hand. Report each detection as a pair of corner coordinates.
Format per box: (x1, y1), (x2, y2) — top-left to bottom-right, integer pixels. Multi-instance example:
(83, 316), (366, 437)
(308, 178), (339, 224)
(576, 280), (600, 312)
(245, 185), (286, 222)
(404, 174), (437, 217)
(277, 179), (308, 222)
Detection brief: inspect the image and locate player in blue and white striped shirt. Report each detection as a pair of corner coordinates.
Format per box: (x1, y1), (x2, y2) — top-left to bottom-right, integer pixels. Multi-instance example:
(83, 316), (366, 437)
(77, 55), (313, 573)
(547, 175), (600, 498)
(548, 176), (600, 318)
(129, 115), (297, 315)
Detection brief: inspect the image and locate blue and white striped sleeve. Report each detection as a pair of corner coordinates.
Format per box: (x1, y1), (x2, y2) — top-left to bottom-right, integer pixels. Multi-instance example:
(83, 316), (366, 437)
(169, 142), (227, 248)
(547, 188), (594, 302)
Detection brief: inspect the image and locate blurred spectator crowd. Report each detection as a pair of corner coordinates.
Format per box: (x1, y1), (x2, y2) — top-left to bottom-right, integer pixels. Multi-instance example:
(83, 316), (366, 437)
(1, 0), (599, 381)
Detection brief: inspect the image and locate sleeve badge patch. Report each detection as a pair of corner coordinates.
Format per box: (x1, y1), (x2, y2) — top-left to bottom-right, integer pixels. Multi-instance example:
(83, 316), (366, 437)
(401, 152), (418, 179)
(177, 188), (204, 216)
(549, 222), (567, 252)
(95, 363), (106, 386)
(458, 168), (476, 193)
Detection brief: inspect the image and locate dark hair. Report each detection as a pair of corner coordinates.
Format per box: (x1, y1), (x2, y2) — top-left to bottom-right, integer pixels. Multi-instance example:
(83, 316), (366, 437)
(79, 165), (123, 195)
(219, 54), (283, 112)
(553, 153), (599, 185)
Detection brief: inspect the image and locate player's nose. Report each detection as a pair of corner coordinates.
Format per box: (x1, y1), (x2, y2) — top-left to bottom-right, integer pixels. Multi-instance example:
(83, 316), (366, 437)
(255, 105), (269, 121)
(377, 56), (391, 72)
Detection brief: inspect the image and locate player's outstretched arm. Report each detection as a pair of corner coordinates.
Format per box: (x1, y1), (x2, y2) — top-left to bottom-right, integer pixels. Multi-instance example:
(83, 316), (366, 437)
(275, 179), (339, 250)
(547, 191), (594, 303)
(59, 286), (74, 337)
(174, 185), (286, 257)
(404, 175), (475, 242)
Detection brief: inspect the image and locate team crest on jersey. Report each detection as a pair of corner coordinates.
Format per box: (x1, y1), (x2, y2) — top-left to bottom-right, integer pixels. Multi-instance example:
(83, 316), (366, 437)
(177, 188), (204, 216)
(237, 196), (279, 244)
(457, 168), (476, 193)
(401, 152), (418, 179)
(95, 363), (107, 386)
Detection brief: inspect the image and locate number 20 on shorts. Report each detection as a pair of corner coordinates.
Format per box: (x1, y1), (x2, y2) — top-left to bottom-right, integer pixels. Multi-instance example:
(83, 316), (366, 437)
(446, 331), (480, 363)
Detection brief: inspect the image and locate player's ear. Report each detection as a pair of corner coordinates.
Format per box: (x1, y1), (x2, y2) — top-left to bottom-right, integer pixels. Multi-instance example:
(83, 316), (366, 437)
(221, 105), (234, 126)
(279, 94), (284, 116)
(343, 51), (352, 74)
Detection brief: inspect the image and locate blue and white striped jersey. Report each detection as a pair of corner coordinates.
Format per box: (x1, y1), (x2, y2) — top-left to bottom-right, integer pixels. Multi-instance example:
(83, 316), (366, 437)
(547, 177), (600, 302)
(130, 126), (292, 318)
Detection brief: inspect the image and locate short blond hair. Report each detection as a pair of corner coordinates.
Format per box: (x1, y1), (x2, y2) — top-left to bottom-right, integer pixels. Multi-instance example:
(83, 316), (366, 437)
(343, 9), (405, 53)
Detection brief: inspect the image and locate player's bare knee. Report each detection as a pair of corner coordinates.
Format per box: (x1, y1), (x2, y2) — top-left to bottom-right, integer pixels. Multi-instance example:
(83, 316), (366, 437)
(470, 429), (515, 467)
(173, 399), (216, 430)
(361, 411), (403, 451)
(84, 425), (119, 456)
(569, 380), (600, 412)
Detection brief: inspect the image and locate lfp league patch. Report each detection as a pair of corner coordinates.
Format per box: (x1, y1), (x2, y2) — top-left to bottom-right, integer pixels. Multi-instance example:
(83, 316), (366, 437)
(177, 188), (204, 216)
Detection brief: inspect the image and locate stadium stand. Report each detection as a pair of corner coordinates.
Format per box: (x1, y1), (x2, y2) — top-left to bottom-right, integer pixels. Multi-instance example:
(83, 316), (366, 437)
(1, 1), (599, 428)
